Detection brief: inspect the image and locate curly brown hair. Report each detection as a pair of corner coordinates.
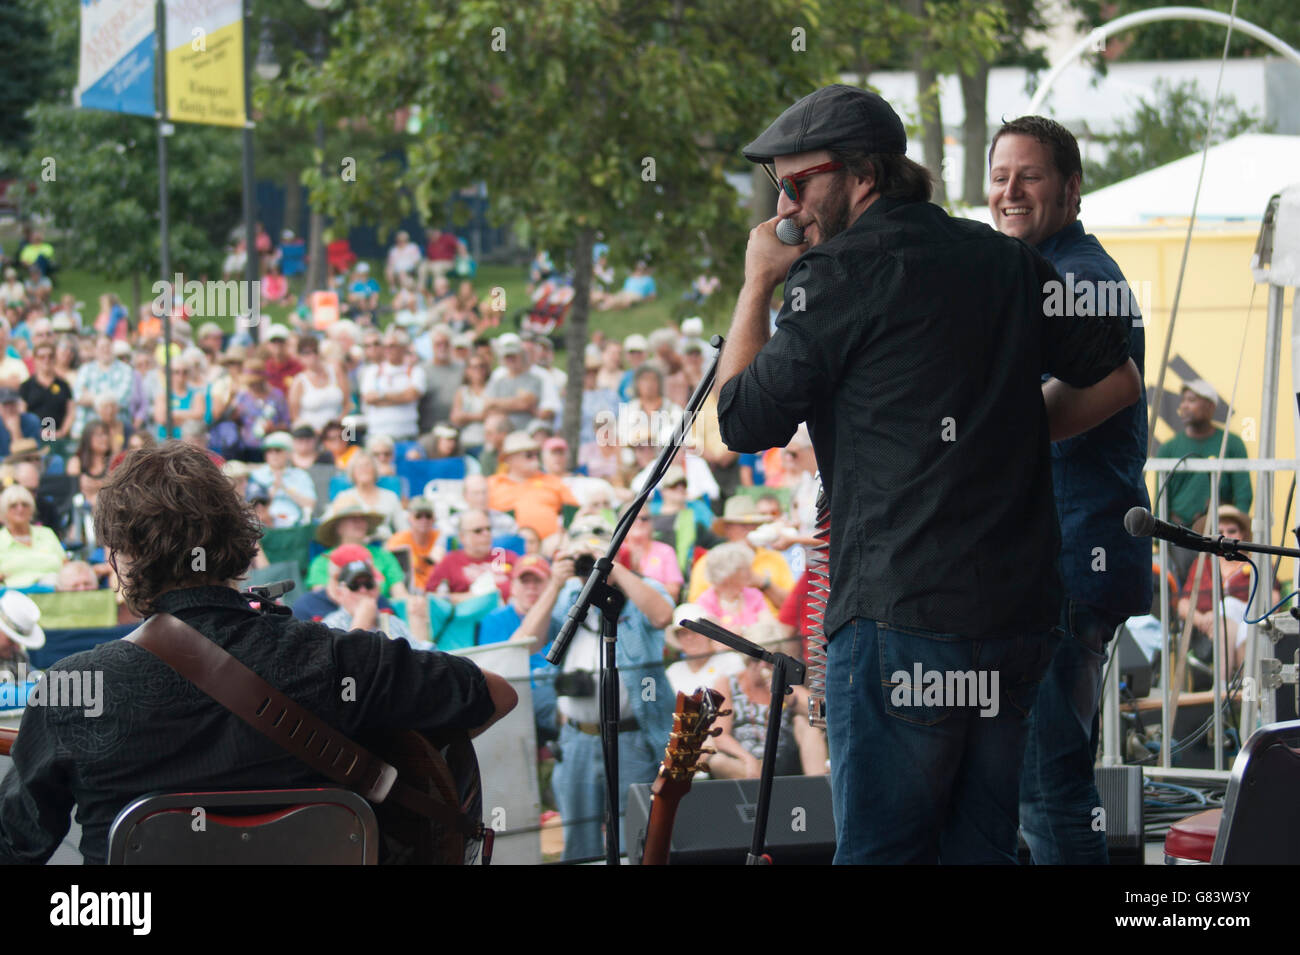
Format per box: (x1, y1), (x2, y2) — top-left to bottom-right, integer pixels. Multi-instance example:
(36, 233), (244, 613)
(94, 441), (262, 615)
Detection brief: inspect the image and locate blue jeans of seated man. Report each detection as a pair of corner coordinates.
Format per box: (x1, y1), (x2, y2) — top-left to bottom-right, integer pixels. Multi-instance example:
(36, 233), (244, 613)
(825, 618), (1060, 864)
(1019, 599), (1126, 865)
(552, 721), (661, 861)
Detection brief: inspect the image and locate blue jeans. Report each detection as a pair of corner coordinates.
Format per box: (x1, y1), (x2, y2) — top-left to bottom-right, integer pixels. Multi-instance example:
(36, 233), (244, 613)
(825, 618), (1060, 864)
(552, 722), (661, 861)
(1019, 600), (1125, 865)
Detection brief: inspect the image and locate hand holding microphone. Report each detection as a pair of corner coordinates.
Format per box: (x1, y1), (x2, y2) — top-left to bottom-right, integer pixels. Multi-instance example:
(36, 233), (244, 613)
(776, 218), (805, 245)
(745, 216), (806, 289)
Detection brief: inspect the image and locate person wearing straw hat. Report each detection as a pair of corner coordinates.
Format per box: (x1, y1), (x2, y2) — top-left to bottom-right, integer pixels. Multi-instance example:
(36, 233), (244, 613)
(306, 503), (407, 601)
(685, 496), (793, 612)
(0, 590), (44, 678)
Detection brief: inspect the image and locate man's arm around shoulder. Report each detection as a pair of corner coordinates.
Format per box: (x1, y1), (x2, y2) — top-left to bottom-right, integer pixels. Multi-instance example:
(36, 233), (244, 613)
(1043, 359), (1142, 442)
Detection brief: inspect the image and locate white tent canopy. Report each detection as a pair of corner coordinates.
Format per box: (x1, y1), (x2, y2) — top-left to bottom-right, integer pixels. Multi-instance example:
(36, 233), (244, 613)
(1079, 134), (1300, 227)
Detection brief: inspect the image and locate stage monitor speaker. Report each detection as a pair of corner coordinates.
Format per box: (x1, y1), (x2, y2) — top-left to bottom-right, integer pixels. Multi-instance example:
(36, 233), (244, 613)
(1018, 765), (1145, 864)
(625, 775), (835, 865)
(1115, 625), (1153, 699)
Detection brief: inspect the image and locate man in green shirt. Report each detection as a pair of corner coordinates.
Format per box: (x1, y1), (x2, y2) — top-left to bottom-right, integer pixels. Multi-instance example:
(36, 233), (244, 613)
(1157, 378), (1252, 578)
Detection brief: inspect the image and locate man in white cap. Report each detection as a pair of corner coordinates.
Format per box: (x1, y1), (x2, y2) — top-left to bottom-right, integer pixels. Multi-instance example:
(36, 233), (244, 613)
(487, 431), (577, 539)
(359, 327), (426, 441)
(1157, 377), (1252, 577)
(346, 262), (381, 316)
(617, 333), (648, 402)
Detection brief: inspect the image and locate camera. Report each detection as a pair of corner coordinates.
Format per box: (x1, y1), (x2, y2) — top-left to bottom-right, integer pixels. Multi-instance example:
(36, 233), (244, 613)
(573, 553), (595, 579)
(554, 669), (596, 698)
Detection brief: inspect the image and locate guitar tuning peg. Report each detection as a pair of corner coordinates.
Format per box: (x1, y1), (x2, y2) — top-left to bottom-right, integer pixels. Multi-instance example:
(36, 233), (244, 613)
(707, 727), (723, 737)
(717, 708), (732, 718)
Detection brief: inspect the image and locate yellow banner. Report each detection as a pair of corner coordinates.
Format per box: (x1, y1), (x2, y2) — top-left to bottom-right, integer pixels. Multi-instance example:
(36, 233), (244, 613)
(165, 2), (245, 128)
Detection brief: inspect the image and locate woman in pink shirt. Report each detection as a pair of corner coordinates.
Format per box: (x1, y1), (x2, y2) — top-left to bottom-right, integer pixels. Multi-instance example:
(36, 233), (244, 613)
(617, 509), (683, 601)
(695, 541), (771, 633)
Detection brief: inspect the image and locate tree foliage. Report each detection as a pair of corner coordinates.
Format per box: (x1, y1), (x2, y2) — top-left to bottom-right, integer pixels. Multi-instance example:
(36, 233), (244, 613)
(1078, 0), (1300, 62)
(0, 0), (50, 152)
(1082, 80), (1271, 192)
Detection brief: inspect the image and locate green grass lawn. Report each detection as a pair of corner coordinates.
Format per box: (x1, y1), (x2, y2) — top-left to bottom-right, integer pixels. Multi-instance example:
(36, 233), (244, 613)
(51, 264), (733, 364)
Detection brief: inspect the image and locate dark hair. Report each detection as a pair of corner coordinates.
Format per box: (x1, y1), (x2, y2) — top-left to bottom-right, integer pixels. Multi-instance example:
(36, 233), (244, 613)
(828, 149), (933, 203)
(989, 116), (1083, 213)
(95, 442), (261, 615)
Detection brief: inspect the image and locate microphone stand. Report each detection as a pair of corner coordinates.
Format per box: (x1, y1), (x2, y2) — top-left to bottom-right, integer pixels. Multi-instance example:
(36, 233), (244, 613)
(546, 334), (726, 865)
(681, 617), (805, 865)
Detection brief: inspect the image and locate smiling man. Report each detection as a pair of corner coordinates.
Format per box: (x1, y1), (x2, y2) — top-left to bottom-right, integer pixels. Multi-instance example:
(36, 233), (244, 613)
(989, 116), (1152, 866)
(716, 85), (1143, 864)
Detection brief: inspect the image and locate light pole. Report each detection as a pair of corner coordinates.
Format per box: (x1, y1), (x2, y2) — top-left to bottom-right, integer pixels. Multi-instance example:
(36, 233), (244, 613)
(302, 0), (334, 298)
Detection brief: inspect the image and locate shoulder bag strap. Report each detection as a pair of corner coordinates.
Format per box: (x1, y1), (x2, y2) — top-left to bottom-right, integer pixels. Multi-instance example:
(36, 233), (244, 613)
(126, 612), (472, 832)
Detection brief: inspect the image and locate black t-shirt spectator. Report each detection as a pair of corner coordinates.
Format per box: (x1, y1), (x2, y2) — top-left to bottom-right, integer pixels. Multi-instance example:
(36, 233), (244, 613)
(18, 375), (72, 430)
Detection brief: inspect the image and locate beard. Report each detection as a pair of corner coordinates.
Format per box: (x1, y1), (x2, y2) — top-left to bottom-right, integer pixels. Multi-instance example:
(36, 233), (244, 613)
(815, 175), (853, 245)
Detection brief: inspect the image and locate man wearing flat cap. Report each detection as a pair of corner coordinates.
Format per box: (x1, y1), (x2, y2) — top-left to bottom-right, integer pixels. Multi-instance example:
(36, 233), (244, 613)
(715, 84), (1144, 863)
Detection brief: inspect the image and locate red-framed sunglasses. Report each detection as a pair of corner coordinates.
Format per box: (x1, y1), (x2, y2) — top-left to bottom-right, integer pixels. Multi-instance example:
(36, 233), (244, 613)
(763, 160), (844, 202)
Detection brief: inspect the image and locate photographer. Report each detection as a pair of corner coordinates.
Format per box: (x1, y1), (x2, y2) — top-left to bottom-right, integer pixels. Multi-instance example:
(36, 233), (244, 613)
(512, 515), (674, 861)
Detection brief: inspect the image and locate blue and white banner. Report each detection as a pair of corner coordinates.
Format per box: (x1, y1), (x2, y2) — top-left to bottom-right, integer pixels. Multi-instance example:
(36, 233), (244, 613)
(76, 0), (157, 118)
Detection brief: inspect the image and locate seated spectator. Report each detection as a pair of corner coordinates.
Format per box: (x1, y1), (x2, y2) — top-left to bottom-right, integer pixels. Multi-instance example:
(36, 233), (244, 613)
(288, 334), (350, 433)
(445, 281), (482, 334)
(0, 389), (40, 459)
(0, 271), (25, 310)
(56, 560), (99, 592)
(18, 340), (71, 440)
(487, 431), (578, 540)
(594, 261), (657, 311)
(688, 496), (794, 612)
(618, 505), (683, 602)
(0, 321), (28, 392)
(0, 483), (66, 589)
(461, 472), (517, 540)
(0, 590), (43, 678)
(289, 423), (331, 470)
(346, 262), (381, 316)
(263, 325), (303, 395)
(425, 509), (518, 603)
(93, 293), (130, 342)
(367, 434), (399, 478)
(480, 554), (550, 653)
(384, 231), (421, 290)
(709, 620), (827, 779)
(664, 602), (743, 695)
(228, 356), (291, 458)
(321, 545), (423, 646)
(622, 365), (683, 448)
(8, 458), (59, 533)
(1178, 505), (1279, 680)
(449, 354), (492, 454)
(307, 504), (408, 601)
(696, 542), (773, 633)
(333, 450), (404, 536)
(385, 497), (442, 590)
(420, 228), (460, 288)
(320, 418), (359, 470)
(249, 431), (316, 527)
(483, 335), (542, 433)
(416, 422), (482, 475)
(261, 262), (289, 304)
(476, 411), (511, 477)
(651, 464), (721, 576)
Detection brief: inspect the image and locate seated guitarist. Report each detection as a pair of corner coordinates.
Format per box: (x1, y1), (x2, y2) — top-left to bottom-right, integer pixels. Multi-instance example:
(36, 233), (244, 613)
(0, 442), (517, 864)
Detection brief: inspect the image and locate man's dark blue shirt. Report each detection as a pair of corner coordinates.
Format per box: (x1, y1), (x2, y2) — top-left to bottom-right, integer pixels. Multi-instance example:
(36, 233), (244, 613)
(1037, 221), (1153, 616)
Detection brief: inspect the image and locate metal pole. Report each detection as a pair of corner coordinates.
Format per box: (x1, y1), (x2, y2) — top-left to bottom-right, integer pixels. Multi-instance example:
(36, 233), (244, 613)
(1158, 476), (1172, 767)
(1244, 283), (1287, 734)
(242, 0), (261, 343)
(156, 0), (174, 437)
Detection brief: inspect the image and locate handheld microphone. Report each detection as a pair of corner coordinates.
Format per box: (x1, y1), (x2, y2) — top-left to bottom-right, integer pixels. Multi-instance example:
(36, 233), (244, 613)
(776, 218), (804, 246)
(1123, 506), (1228, 555)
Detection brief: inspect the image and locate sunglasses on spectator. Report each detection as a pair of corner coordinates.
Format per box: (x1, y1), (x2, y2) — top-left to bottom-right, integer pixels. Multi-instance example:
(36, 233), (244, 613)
(665, 481), (687, 490)
(346, 574), (377, 592)
(466, 525), (492, 534)
(762, 160), (844, 203)
(373, 451), (393, 459)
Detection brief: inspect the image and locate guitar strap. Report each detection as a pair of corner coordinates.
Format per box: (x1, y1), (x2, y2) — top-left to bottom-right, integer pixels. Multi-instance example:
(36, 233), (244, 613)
(126, 613), (479, 838)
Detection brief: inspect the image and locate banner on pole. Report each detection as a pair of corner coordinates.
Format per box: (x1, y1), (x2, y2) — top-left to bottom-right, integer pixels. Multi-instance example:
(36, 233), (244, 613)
(165, 0), (246, 128)
(76, 0), (158, 118)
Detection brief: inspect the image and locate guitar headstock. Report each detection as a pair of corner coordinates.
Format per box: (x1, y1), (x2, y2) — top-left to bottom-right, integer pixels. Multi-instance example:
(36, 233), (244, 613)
(652, 687), (728, 795)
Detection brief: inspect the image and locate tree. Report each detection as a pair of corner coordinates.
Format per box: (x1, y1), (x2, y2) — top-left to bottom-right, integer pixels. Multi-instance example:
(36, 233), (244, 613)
(0, 0), (50, 152)
(11, 104), (243, 299)
(1082, 80), (1271, 191)
(301, 0), (831, 456)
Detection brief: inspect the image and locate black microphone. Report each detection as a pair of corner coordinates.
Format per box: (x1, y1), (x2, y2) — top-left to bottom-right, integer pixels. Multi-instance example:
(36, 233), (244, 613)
(1124, 506), (1224, 554)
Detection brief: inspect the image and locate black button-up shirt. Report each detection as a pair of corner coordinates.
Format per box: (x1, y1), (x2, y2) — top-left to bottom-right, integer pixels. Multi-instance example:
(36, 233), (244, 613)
(0, 585), (494, 864)
(718, 198), (1130, 638)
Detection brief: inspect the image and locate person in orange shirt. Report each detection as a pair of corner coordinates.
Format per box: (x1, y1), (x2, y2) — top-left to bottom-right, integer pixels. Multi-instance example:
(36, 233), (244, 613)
(384, 496), (442, 588)
(487, 431), (577, 539)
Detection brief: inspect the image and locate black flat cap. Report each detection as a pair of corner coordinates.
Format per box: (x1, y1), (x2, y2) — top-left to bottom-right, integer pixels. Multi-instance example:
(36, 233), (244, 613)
(743, 84), (907, 163)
